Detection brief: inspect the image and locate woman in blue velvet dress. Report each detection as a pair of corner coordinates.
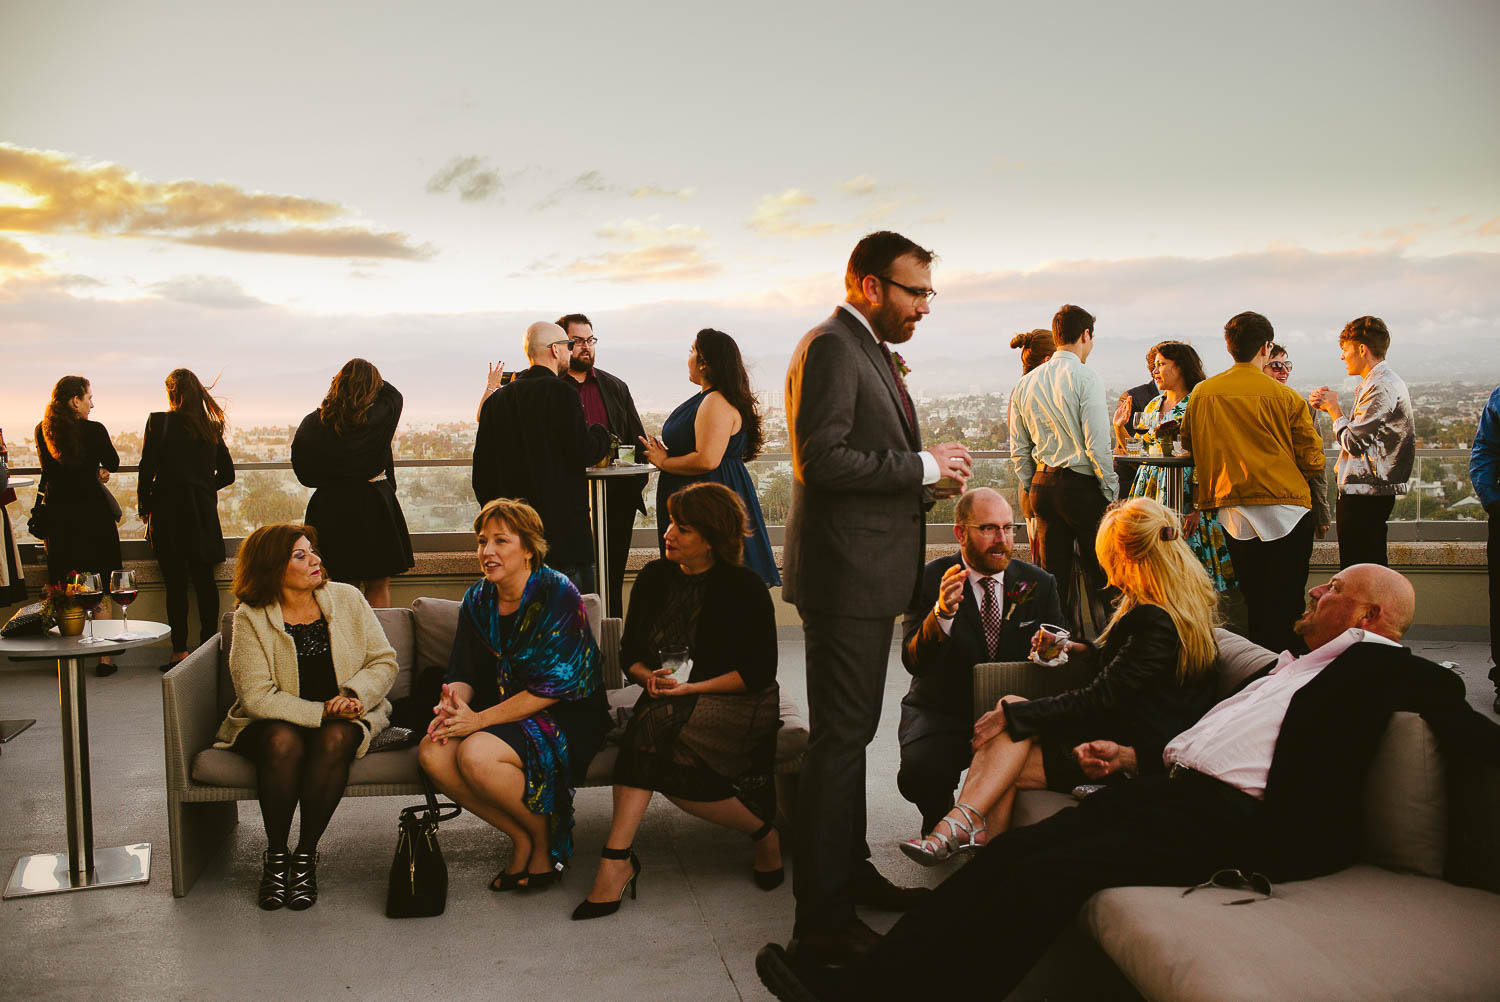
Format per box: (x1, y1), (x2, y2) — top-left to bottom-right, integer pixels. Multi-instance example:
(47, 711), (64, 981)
(641, 328), (781, 587)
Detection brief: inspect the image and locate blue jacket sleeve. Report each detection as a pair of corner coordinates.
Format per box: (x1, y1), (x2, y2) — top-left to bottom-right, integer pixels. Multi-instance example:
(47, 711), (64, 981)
(1470, 387), (1500, 510)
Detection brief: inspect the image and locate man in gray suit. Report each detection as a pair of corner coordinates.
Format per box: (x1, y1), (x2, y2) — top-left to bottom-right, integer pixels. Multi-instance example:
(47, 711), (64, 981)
(778, 231), (973, 968)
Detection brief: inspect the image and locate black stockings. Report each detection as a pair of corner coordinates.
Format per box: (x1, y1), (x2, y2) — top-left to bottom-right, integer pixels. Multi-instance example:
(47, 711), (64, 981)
(240, 719), (362, 853)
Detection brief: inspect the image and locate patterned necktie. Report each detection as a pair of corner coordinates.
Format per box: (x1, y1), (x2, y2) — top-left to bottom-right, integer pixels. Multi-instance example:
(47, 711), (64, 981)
(980, 577), (1002, 659)
(878, 341), (918, 434)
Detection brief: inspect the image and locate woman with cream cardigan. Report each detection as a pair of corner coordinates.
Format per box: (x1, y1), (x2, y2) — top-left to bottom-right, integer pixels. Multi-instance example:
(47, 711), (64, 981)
(213, 522), (397, 911)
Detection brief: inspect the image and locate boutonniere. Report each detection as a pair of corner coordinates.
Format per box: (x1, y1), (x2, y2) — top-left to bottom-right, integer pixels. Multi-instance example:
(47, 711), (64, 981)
(891, 351), (911, 378)
(1003, 579), (1035, 622)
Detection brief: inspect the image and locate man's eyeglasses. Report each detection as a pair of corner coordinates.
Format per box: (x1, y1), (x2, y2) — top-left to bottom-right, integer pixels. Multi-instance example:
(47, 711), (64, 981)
(572, 337), (599, 347)
(1267, 361), (1293, 373)
(879, 276), (937, 303)
(962, 523), (1015, 537)
(548, 339), (576, 350)
(1181, 868), (1273, 905)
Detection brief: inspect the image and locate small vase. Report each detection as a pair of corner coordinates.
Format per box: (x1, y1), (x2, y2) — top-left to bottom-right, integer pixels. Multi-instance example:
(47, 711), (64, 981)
(56, 606), (86, 637)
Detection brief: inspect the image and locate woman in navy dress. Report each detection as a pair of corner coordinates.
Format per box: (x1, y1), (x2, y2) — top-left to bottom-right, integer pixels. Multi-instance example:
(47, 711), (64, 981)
(641, 328), (780, 587)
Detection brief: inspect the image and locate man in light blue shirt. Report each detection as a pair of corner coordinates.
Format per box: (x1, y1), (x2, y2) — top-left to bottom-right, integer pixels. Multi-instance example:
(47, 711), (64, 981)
(1009, 304), (1118, 621)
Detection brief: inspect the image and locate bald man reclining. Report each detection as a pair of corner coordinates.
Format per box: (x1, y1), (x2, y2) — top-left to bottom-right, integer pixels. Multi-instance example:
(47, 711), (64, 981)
(757, 564), (1500, 1001)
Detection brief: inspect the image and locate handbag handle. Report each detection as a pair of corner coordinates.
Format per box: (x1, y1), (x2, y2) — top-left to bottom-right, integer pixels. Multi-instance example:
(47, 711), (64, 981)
(416, 767), (462, 825)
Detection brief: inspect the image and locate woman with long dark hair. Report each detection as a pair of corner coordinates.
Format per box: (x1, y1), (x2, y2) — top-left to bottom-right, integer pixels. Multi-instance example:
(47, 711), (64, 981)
(640, 328), (780, 587)
(36, 375), (122, 674)
(291, 359), (414, 608)
(1010, 329), (1056, 560)
(138, 369), (236, 671)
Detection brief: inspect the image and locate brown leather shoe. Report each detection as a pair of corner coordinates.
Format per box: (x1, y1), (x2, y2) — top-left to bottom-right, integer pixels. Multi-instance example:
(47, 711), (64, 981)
(851, 863), (930, 911)
(792, 915), (881, 966)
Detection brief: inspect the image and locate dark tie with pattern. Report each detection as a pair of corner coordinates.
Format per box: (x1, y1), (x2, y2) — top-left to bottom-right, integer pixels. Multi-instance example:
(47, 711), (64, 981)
(980, 576), (1002, 659)
(878, 341), (918, 434)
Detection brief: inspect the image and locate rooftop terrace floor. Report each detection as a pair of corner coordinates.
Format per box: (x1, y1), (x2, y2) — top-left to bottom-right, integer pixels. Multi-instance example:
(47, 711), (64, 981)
(1, 628), (1495, 1001)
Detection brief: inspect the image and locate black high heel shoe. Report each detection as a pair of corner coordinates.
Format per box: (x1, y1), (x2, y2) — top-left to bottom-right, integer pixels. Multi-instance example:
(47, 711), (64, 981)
(571, 846), (641, 920)
(751, 821), (784, 891)
(286, 850), (318, 910)
(258, 849), (289, 910)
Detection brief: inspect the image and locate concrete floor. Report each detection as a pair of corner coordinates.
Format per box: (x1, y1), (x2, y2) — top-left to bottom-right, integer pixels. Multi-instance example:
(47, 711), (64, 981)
(1, 628), (1495, 1002)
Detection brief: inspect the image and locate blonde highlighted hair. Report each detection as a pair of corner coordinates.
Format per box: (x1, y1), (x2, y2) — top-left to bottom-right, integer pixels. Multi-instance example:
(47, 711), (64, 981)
(473, 497), (548, 568)
(1094, 497), (1218, 682)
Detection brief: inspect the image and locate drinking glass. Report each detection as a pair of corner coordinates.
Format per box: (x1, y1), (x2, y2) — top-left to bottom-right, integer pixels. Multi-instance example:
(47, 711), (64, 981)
(1132, 412), (1146, 432)
(1030, 624), (1071, 667)
(657, 645), (690, 680)
(109, 569), (145, 641)
(70, 572), (107, 645)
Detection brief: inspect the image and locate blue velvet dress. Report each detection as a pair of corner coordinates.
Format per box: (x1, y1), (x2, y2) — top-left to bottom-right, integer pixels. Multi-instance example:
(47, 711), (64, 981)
(655, 390), (781, 587)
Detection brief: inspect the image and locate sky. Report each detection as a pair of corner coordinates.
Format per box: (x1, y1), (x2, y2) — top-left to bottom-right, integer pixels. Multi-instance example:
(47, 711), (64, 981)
(2, 0), (1499, 437)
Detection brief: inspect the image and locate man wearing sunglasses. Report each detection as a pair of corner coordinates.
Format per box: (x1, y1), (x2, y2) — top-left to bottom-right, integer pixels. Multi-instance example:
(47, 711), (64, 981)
(472, 320), (612, 592)
(758, 563), (1500, 1001)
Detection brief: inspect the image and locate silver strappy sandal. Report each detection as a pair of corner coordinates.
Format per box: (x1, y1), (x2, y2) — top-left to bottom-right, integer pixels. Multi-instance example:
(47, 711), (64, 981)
(898, 802), (988, 867)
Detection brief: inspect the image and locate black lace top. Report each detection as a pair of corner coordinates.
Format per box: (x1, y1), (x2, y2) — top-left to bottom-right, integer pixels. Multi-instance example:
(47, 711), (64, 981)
(283, 617), (338, 702)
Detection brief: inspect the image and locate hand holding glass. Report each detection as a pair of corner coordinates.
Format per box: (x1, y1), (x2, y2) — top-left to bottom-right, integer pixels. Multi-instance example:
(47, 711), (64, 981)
(1030, 624), (1071, 667)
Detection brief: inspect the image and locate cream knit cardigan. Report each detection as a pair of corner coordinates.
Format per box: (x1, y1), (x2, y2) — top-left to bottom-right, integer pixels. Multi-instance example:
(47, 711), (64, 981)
(213, 581), (398, 758)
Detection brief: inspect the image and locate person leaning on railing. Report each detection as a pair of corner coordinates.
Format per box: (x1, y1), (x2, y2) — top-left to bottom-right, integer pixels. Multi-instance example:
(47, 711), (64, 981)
(211, 523), (399, 912)
(573, 482), (783, 921)
(419, 498), (610, 893)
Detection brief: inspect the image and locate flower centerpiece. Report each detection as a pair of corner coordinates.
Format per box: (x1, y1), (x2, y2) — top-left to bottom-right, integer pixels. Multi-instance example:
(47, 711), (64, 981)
(41, 579), (87, 636)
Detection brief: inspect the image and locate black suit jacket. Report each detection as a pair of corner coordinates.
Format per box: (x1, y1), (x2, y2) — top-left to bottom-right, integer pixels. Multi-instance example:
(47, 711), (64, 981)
(901, 556), (1061, 724)
(472, 365), (611, 566)
(566, 366), (648, 515)
(1247, 643), (1500, 879)
(783, 307), (930, 617)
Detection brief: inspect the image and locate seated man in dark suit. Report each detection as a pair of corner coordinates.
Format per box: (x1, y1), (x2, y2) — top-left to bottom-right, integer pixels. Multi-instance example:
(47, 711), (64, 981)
(758, 563), (1500, 1000)
(896, 488), (1061, 835)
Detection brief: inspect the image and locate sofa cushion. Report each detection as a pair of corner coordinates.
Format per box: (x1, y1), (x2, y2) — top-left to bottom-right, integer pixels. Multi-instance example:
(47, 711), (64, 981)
(193, 743), (422, 788)
(1361, 711), (1447, 877)
(1013, 789), (1076, 829)
(1083, 864), (1500, 1001)
(1211, 628), (1277, 699)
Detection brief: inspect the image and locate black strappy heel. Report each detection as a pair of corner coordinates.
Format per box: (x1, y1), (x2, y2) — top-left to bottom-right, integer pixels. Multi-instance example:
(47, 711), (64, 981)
(571, 846), (641, 920)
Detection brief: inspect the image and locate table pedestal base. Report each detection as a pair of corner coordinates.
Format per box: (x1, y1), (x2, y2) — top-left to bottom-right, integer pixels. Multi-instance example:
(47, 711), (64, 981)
(4, 843), (151, 898)
(0, 719), (35, 743)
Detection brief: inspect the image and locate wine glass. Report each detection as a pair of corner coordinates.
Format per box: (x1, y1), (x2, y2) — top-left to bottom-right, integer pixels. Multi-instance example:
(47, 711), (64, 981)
(70, 572), (107, 645)
(109, 569), (144, 641)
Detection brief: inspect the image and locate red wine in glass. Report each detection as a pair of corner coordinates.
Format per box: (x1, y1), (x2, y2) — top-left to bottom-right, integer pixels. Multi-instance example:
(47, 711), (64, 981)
(109, 569), (145, 641)
(69, 571), (107, 645)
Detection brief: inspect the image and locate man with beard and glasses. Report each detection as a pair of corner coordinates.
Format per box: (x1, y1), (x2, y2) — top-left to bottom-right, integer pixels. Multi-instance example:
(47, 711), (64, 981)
(1009, 304), (1119, 624)
(557, 313), (648, 614)
(757, 563), (1500, 1001)
(895, 488), (1061, 836)
(776, 230), (973, 973)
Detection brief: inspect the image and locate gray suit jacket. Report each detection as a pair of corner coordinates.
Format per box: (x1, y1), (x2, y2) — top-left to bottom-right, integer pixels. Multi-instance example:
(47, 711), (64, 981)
(782, 307), (929, 617)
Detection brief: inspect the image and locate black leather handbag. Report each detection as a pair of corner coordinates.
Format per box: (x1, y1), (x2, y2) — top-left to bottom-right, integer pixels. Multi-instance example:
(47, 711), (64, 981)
(385, 770), (461, 918)
(26, 481), (47, 541)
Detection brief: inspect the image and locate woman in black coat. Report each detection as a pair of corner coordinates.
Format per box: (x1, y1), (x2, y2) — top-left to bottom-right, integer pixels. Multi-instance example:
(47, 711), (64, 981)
(291, 359), (413, 608)
(36, 375), (122, 674)
(138, 369), (236, 671)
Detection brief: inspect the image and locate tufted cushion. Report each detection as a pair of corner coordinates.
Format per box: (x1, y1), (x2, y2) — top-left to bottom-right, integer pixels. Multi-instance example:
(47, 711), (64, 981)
(194, 743), (422, 788)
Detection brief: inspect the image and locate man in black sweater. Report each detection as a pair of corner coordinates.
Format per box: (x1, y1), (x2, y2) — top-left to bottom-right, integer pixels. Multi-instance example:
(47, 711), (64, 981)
(472, 321), (611, 592)
(757, 563), (1500, 1001)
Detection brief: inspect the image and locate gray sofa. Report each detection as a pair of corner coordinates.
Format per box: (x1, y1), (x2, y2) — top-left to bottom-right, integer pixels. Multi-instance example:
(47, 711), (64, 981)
(162, 594), (809, 898)
(971, 629), (1500, 1001)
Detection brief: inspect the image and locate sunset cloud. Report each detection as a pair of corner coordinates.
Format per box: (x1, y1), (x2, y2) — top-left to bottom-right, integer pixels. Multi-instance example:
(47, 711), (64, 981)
(596, 216), (709, 243)
(747, 189), (840, 237)
(839, 174), (878, 196)
(631, 184), (696, 200)
(0, 144), (430, 260)
(147, 274), (267, 309)
(425, 156), (506, 201)
(1479, 217), (1500, 237)
(562, 243), (722, 283)
(533, 170), (610, 211)
(0, 235), (44, 270)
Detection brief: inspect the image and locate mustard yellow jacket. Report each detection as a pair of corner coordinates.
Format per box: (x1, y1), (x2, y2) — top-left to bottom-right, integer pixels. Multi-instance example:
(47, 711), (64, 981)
(1181, 363), (1326, 510)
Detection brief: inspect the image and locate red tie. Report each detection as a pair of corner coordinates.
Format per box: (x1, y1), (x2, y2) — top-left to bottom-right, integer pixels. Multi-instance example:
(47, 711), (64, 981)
(879, 342), (917, 433)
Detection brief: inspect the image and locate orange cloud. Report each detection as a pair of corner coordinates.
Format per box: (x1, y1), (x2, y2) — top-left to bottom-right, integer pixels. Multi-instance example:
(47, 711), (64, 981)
(1479, 217), (1500, 237)
(747, 189), (841, 237)
(562, 243), (722, 283)
(0, 144), (429, 260)
(0, 235), (44, 270)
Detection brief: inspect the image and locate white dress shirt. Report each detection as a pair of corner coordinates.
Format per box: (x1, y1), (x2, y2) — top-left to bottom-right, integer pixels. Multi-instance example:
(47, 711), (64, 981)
(935, 566), (1004, 636)
(1162, 628), (1401, 798)
(837, 302), (939, 484)
(1217, 503), (1309, 542)
(1008, 350), (1118, 500)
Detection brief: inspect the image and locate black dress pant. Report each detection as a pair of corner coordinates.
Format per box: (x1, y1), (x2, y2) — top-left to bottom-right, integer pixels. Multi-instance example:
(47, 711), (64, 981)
(1488, 503), (1499, 685)
(1336, 494), (1397, 568)
(1224, 510), (1315, 655)
(845, 775), (1267, 1001)
(602, 483), (643, 614)
(793, 611), (894, 934)
(160, 553), (220, 653)
(895, 703), (972, 831)
(1028, 468), (1111, 623)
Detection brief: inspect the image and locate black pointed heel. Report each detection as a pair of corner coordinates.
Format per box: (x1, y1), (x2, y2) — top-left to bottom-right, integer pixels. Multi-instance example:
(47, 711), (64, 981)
(571, 846), (641, 920)
(258, 849), (289, 910)
(751, 821), (785, 891)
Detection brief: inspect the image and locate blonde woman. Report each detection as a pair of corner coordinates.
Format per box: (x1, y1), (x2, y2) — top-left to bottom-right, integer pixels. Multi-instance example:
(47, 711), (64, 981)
(899, 497), (1220, 864)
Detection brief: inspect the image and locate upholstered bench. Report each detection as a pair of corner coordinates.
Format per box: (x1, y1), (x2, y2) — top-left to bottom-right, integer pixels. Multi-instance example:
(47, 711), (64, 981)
(970, 630), (1500, 1001)
(162, 594), (808, 897)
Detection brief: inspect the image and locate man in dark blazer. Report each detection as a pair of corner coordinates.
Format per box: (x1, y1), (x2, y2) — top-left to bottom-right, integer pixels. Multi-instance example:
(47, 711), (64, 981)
(472, 321), (611, 591)
(898, 488), (1061, 833)
(558, 313), (648, 614)
(758, 564), (1500, 1000)
(778, 231), (973, 968)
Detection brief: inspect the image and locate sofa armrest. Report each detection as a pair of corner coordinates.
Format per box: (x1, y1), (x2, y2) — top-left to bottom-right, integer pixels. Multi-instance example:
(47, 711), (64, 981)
(162, 638), (224, 791)
(972, 659), (1101, 721)
(599, 617), (624, 690)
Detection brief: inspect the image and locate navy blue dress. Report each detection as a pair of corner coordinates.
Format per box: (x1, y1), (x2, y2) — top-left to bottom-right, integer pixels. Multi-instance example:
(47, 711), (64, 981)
(655, 390), (781, 587)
